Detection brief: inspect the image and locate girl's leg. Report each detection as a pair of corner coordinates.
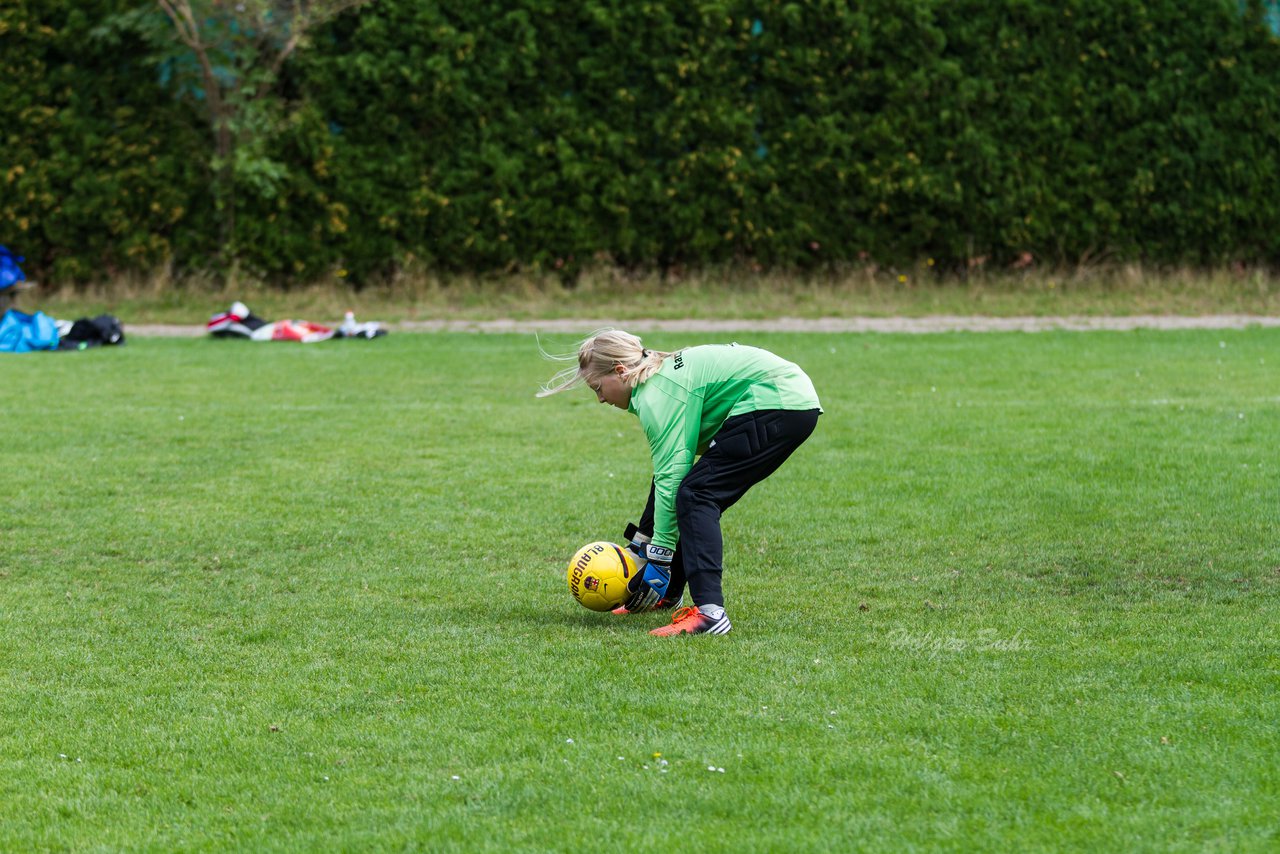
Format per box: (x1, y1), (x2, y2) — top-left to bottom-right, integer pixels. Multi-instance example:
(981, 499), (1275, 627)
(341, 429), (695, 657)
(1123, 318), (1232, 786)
(676, 409), (821, 608)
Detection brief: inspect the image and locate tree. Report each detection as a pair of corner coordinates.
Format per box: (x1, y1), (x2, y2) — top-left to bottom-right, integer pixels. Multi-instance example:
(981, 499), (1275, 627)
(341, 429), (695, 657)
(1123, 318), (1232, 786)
(153, 0), (373, 274)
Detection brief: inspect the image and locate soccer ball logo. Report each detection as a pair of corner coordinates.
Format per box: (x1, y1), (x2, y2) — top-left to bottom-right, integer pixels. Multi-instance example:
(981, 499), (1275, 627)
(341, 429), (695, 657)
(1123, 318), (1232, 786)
(566, 541), (636, 611)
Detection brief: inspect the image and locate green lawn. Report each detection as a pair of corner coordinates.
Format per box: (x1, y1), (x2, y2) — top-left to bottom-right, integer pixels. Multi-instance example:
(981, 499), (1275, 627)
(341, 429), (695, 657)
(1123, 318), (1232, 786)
(1, 329), (1276, 852)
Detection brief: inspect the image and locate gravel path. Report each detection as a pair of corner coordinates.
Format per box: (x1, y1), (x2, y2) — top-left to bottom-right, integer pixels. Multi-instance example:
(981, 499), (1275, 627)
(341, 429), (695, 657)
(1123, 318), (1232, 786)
(127, 314), (1280, 337)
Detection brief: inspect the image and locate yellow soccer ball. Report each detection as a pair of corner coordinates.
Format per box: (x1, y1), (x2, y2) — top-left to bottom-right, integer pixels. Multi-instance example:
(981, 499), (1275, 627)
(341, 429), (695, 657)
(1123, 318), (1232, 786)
(566, 541), (636, 612)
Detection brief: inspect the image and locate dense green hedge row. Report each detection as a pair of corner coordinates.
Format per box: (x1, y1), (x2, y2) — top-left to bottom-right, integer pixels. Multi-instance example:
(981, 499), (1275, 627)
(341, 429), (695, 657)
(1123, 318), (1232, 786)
(1, 1), (211, 281)
(2, 0), (1279, 283)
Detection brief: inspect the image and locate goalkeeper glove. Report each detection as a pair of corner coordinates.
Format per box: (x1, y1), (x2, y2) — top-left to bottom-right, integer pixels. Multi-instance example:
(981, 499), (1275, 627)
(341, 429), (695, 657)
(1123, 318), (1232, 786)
(622, 522), (650, 563)
(624, 543), (674, 613)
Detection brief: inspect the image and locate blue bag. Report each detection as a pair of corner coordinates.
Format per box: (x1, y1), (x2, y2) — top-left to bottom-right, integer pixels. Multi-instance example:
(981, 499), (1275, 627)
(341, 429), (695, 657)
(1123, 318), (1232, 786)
(0, 309), (59, 353)
(0, 246), (26, 291)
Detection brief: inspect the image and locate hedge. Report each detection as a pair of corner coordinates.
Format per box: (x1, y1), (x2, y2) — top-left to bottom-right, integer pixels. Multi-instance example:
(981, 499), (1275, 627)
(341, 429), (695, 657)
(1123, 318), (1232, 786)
(0, 1), (212, 281)
(2, 0), (1278, 284)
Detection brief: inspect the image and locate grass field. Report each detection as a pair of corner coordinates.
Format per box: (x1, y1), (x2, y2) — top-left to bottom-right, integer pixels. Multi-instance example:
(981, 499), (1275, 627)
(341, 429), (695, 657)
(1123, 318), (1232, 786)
(1, 328), (1277, 852)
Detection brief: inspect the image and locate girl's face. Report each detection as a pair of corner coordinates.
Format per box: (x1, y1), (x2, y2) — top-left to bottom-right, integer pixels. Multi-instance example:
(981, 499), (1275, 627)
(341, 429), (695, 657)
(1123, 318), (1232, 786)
(590, 365), (632, 410)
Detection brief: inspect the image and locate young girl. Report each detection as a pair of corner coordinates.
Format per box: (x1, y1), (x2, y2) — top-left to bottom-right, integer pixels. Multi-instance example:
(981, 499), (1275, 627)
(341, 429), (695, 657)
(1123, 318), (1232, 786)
(540, 329), (822, 636)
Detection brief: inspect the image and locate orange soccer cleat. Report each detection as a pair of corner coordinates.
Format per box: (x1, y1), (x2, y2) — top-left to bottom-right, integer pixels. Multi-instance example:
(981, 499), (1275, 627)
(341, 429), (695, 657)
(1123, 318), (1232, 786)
(648, 606), (732, 637)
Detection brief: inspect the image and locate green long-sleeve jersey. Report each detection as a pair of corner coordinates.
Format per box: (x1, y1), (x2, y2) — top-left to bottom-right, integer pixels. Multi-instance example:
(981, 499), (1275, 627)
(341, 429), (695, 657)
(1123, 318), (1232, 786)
(627, 343), (822, 549)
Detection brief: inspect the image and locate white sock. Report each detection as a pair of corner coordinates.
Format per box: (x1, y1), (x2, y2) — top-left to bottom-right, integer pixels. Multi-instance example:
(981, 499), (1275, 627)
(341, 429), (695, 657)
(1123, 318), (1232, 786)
(699, 604), (725, 620)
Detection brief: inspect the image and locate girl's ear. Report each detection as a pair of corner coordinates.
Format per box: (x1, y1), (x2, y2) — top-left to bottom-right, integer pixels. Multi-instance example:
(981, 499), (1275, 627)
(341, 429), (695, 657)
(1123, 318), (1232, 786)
(614, 363), (627, 375)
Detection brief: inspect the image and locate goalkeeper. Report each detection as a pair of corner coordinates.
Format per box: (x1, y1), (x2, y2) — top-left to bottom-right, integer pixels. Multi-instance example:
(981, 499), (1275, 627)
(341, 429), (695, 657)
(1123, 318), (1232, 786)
(539, 329), (822, 636)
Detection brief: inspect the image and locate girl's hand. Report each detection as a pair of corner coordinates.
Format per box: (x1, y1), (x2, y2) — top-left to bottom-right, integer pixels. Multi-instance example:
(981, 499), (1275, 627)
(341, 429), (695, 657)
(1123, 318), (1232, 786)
(624, 545), (673, 612)
(622, 522), (650, 563)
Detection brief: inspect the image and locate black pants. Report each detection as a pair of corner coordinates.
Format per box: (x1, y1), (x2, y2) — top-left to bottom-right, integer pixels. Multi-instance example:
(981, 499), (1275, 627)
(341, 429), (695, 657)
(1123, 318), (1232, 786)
(638, 408), (821, 608)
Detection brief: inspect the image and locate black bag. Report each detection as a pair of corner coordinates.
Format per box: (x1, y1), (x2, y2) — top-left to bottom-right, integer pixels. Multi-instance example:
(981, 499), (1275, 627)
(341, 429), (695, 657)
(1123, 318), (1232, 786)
(58, 315), (125, 350)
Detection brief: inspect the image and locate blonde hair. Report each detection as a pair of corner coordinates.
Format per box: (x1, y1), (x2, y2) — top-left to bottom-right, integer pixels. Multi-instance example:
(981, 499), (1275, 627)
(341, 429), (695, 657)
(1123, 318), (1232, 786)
(537, 328), (676, 397)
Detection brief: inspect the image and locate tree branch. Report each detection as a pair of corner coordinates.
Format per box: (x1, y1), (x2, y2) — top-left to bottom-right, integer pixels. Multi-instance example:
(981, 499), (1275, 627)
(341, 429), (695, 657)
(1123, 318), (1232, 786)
(255, 0), (374, 102)
(156, 0), (231, 159)
(156, 0), (201, 50)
